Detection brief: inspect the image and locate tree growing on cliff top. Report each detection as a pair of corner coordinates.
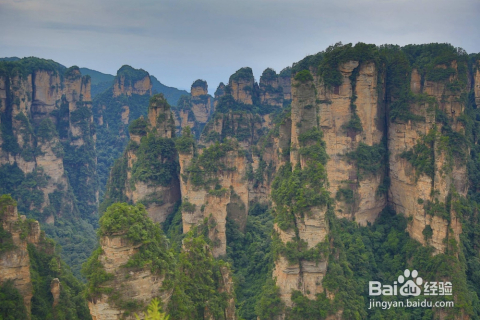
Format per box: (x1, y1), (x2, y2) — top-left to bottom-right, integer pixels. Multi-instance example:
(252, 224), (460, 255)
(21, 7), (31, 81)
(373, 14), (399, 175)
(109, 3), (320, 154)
(136, 299), (169, 320)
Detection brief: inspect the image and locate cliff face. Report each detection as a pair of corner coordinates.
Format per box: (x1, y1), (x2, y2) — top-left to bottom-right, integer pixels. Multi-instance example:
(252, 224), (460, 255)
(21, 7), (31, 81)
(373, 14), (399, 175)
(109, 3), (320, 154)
(0, 198), (34, 315)
(0, 59), (97, 276)
(229, 67), (255, 105)
(102, 94), (180, 223)
(0, 194), (88, 319)
(93, 65), (153, 200)
(86, 203), (236, 320)
(266, 45), (473, 319)
(0, 66), (95, 220)
(177, 65), (285, 257)
(316, 61), (386, 225)
(178, 141), (250, 257)
(259, 69), (283, 107)
(88, 234), (170, 320)
(388, 62), (467, 254)
(113, 66), (152, 97)
(172, 80), (212, 137)
(190, 80), (212, 124)
(271, 75), (329, 306)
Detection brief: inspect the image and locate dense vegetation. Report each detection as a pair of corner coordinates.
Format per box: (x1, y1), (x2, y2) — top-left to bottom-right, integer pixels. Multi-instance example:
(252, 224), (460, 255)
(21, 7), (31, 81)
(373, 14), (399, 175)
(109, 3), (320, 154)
(84, 202), (234, 319)
(226, 204), (274, 320)
(3, 44), (480, 319)
(100, 94), (178, 213)
(0, 194), (92, 320)
(94, 87), (151, 199)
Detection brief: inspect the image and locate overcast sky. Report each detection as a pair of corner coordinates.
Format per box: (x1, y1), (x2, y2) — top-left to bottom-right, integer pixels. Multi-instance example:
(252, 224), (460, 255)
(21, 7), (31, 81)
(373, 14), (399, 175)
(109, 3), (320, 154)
(1, 0), (479, 91)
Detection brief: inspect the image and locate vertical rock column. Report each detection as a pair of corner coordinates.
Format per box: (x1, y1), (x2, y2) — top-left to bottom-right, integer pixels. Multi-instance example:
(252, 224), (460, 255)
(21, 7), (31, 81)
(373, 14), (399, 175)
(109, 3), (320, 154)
(316, 61), (386, 225)
(0, 199), (33, 316)
(388, 62), (467, 254)
(190, 80), (211, 124)
(273, 73), (328, 307)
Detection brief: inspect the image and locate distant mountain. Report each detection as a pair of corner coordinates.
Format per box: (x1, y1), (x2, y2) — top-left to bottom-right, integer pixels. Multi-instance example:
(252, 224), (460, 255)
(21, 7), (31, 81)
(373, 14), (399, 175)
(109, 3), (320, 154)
(0, 57), (21, 62)
(79, 67), (188, 106)
(79, 67), (115, 98)
(150, 75), (189, 106)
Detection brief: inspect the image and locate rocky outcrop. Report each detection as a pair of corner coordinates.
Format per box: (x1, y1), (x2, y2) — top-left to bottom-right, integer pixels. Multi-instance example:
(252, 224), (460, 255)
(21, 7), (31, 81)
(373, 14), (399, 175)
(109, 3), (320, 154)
(172, 80), (212, 137)
(475, 61), (480, 107)
(272, 75), (329, 307)
(190, 80), (212, 124)
(279, 68), (292, 101)
(316, 61), (386, 225)
(214, 82), (226, 109)
(229, 67), (255, 105)
(259, 68), (283, 107)
(0, 195), (55, 317)
(113, 65), (152, 97)
(102, 94), (180, 223)
(178, 141), (249, 257)
(0, 62), (96, 224)
(0, 199), (33, 315)
(51, 278), (61, 308)
(88, 233), (171, 320)
(388, 61), (467, 254)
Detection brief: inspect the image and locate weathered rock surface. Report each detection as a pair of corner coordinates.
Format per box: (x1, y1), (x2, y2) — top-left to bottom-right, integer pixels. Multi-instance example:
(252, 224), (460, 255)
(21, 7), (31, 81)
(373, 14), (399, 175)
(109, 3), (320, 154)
(259, 68), (283, 107)
(0, 203), (33, 315)
(316, 61), (386, 224)
(388, 60), (466, 254)
(88, 234), (169, 320)
(0, 64), (96, 221)
(190, 80), (212, 124)
(229, 67), (255, 105)
(105, 94), (181, 223)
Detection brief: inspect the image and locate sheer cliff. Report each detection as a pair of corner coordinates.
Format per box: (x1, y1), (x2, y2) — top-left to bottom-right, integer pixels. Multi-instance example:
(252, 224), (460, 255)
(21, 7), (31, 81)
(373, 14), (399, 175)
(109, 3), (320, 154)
(101, 94), (180, 223)
(9, 42), (475, 320)
(0, 58), (97, 277)
(0, 194), (91, 320)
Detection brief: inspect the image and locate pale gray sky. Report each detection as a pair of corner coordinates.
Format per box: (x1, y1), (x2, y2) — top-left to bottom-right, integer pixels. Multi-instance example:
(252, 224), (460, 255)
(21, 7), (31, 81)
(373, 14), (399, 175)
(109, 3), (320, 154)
(1, 0), (479, 91)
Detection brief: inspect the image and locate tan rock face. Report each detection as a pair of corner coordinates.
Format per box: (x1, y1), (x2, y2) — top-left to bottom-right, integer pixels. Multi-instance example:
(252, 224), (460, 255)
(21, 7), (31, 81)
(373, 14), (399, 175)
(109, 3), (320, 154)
(88, 234), (169, 320)
(179, 148), (249, 257)
(475, 62), (480, 107)
(230, 78), (254, 105)
(279, 75), (292, 101)
(191, 81), (211, 124)
(0, 65), (95, 220)
(114, 95), (180, 224)
(316, 61), (386, 224)
(0, 204), (33, 315)
(259, 71), (283, 107)
(113, 75), (152, 97)
(388, 61), (466, 255)
(51, 278), (61, 308)
(147, 96), (175, 139)
(272, 75), (329, 307)
(121, 106), (130, 124)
